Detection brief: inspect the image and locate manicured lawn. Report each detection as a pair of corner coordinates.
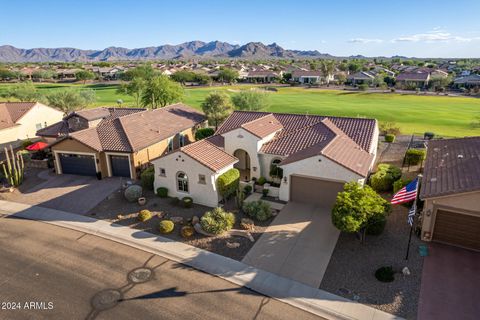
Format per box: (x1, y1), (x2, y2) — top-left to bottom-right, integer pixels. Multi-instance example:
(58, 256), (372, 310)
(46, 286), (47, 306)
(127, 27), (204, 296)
(1, 83), (479, 137)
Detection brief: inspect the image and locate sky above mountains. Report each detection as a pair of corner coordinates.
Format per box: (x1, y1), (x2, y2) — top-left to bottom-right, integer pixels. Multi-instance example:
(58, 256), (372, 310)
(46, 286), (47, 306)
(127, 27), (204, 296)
(2, 0), (480, 58)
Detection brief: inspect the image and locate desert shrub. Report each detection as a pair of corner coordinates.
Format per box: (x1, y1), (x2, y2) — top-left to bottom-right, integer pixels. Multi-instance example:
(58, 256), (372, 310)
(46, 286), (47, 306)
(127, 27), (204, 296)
(358, 83), (369, 91)
(257, 176), (266, 185)
(159, 220), (175, 233)
(21, 139), (33, 149)
(375, 266), (395, 282)
(137, 209), (152, 222)
(124, 185), (143, 202)
(379, 121), (401, 136)
(405, 149), (426, 165)
(366, 214), (387, 236)
(424, 132), (435, 140)
(200, 207), (235, 235)
(216, 168), (240, 199)
(17, 150), (31, 161)
(140, 166), (155, 190)
(182, 196), (193, 208)
(262, 188), (269, 197)
(384, 134), (395, 143)
(156, 187), (168, 198)
(393, 178), (412, 193)
(243, 185), (252, 195)
(180, 225), (195, 238)
(243, 200), (272, 222)
(195, 127), (215, 140)
(369, 164), (402, 192)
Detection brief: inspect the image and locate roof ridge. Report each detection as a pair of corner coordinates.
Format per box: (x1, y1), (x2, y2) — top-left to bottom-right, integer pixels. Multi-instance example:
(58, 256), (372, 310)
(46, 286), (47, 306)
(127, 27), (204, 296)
(321, 118), (364, 151)
(263, 117), (325, 145)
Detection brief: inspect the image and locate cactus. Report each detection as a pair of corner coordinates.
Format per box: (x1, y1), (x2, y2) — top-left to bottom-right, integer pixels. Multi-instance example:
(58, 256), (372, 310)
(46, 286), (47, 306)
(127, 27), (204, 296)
(235, 188), (245, 209)
(2, 145), (25, 187)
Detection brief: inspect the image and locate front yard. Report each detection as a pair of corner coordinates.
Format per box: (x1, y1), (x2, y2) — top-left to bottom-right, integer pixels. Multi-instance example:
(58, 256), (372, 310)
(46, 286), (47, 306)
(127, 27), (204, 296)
(89, 189), (276, 261)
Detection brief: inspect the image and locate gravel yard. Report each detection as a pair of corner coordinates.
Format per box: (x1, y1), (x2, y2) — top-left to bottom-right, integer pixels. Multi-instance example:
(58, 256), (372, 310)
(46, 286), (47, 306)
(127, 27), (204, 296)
(320, 202), (424, 319)
(89, 189), (275, 261)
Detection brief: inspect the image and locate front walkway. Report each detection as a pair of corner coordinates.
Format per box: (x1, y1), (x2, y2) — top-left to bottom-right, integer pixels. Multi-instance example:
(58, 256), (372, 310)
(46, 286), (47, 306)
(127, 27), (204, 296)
(242, 202), (340, 287)
(0, 199), (400, 320)
(418, 243), (480, 320)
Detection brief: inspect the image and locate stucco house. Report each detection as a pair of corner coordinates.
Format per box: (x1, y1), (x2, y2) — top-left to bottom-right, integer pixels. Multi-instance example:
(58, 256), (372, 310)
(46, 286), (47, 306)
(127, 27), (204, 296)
(420, 137), (480, 251)
(0, 101), (63, 149)
(347, 71), (375, 85)
(291, 70), (333, 84)
(152, 111), (378, 207)
(44, 103), (206, 179)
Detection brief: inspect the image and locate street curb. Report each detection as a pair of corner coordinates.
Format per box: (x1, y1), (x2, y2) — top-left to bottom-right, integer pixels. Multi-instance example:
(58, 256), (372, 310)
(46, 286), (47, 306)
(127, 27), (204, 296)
(0, 200), (403, 320)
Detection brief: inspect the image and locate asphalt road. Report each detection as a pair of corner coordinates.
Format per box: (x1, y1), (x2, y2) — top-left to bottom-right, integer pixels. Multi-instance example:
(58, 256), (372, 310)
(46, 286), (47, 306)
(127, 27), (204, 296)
(0, 216), (323, 320)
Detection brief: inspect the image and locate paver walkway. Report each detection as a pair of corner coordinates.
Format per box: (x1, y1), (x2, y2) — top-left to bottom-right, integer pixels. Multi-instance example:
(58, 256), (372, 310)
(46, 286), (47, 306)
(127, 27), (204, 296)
(418, 243), (480, 320)
(0, 199), (401, 320)
(242, 202), (340, 287)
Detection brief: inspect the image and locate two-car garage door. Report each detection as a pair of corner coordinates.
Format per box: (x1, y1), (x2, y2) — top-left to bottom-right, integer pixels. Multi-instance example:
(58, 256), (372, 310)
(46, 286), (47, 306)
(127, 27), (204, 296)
(58, 153), (96, 176)
(433, 209), (480, 251)
(290, 175), (345, 207)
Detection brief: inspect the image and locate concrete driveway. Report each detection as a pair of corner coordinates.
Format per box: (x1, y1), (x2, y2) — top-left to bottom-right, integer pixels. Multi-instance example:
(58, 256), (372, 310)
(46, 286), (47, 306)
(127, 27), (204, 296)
(6, 170), (123, 214)
(418, 243), (480, 320)
(242, 202), (340, 288)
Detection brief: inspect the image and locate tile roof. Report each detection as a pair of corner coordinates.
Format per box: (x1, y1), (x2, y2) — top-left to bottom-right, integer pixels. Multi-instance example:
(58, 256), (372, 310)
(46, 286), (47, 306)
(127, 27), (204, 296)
(396, 72), (430, 81)
(240, 114), (283, 139)
(420, 137), (480, 199)
(68, 108), (111, 121)
(58, 103), (205, 153)
(0, 102), (36, 130)
(179, 139), (238, 172)
(292, 70), (322, 77)
(214, 111), (376, 177)
(246, 71), (279, 77)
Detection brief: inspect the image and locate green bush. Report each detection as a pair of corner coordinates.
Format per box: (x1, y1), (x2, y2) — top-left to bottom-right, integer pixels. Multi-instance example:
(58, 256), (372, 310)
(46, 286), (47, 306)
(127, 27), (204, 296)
(137, 209), (152, 222)
(195, 127), (215, 140)
(182, 197), (193, 208)
(140, 167), (155, 190)
(393, 178), (412, 194)
(156, 187), (168, 198)
(369, 164), (402, 192)
(181, 225), (195, 238)
(243, 200), (272, 221)
(366, 214), (387, 236)
(217, 168), (240, 199)
(257, 176), (266, 185)
(405, 149), (426, 165)
(384, 134), (395, 143)
(262, 188), (269, 197)
(269, 163), (283, 179)
(358, 83), (369, 91)
(243, 185), (252, 195)
(200, 207), (235, 235)
(124, 185), (143, 202)
(21, 139), (33, 149)
(375, 266), (395, 282)
(159, 220), (175, 234)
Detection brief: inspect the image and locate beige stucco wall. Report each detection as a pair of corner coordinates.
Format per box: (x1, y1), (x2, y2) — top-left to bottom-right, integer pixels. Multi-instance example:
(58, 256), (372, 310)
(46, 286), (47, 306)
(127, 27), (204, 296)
(278, 155), (364, 202)
(51, 138), (104, 175)
(421, 191), (480, 241)
(152, 151), (234, 207)
(258, 153), (285, 180)
(0, 102), (63, 148)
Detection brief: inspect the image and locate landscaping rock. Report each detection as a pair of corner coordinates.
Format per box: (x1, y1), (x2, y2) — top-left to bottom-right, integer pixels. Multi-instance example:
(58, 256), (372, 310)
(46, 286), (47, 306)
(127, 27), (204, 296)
(124, 185), (142, 202)
(271, 209), (278, 217)
(191, 216), (199, 225)
(226, 241), (240, 248)
(193, 223), (217, 237)
(240, 218), (255, 231)
(229, 229), (254, 242)
(402, 267), (411, 276)
(170, 216), (184, 224)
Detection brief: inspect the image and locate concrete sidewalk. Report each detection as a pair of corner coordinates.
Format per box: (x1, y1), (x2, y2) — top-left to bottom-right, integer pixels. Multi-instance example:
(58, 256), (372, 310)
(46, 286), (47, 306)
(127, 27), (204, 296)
(0, 199), (402, 320)
(243, 202), (340, 287)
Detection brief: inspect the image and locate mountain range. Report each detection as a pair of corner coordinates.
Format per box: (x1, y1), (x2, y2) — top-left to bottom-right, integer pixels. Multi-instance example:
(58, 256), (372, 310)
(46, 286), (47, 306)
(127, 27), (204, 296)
(0, 41), (332, 62)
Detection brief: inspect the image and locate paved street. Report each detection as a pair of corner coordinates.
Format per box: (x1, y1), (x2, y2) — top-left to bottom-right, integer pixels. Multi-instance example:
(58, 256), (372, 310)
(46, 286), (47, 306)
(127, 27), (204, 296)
(0, 215), (323, 320)
(243, 202), (340, 287)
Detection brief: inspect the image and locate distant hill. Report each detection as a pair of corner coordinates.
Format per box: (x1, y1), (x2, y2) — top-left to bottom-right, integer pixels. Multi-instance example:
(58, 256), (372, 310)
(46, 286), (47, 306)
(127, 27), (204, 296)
(0, 41), (331, 62)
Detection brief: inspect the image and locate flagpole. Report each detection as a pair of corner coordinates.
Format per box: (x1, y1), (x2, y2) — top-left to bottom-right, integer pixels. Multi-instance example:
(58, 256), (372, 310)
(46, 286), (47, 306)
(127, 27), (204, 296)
(405, 174), (421, 261)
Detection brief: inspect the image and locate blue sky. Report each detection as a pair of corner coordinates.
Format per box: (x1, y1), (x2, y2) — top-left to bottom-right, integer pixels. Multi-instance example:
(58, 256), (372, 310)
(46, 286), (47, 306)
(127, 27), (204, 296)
(2, 0), (480, 58)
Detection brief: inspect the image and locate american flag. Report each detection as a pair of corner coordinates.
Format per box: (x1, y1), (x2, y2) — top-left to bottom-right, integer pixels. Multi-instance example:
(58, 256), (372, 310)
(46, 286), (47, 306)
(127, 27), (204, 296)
(408, 204), (416, 226)
(391, 178), (418, 205)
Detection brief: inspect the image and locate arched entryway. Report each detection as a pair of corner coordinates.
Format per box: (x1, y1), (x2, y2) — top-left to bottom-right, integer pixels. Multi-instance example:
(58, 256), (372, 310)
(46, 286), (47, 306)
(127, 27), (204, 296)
(233, 149), (251, 181)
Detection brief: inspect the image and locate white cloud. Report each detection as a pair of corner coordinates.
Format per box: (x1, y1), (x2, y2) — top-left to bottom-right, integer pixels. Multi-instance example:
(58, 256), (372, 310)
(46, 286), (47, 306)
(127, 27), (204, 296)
(348, 38), (383, 44)
(392, 30), (479, 43)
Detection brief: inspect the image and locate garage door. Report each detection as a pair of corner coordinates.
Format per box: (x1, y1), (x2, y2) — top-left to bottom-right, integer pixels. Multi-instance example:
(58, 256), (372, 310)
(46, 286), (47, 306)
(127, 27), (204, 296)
(110, 155), (131, 178)
(290, 175), (345, 207)
(433, 210), (480, 251)
(59, 153), (96, 176)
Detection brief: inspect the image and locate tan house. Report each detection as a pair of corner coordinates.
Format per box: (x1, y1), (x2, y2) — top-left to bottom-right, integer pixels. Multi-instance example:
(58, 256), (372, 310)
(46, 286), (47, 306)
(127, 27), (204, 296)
(0, 101), (63, 149)
(46, 104), (206, 179)
(420, 137), (480, 251)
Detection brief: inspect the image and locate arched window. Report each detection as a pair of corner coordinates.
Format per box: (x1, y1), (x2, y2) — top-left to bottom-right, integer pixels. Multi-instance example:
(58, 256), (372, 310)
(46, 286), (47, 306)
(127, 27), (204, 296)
(177, 172), (189, 192)
(270, 159), (283, 179)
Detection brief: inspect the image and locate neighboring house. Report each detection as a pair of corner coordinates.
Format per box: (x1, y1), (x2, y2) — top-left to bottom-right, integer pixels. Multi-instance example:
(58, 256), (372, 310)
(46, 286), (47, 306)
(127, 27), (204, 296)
(453, 74), (480, 88)
(347, 71), (375, 85)
(420, 137), (480, 251)
(46, 104), (206, 179)
(0, 102), (63, 149)
(291, 70), (333, 84)
(244, 71), (280, 83)
(56, 69), (79, 79)
(153, 111), (378, 207)
(396, 72), (431, 89)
